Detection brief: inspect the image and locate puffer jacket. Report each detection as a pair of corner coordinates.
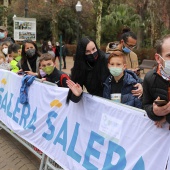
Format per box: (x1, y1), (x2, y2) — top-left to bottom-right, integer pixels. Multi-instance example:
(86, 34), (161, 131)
(103, 69), (142, 108)
(142, 68), (170, 123)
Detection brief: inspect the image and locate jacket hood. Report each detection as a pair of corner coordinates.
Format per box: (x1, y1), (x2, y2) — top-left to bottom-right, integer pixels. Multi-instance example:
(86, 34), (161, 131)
(106, 41), (119, 53)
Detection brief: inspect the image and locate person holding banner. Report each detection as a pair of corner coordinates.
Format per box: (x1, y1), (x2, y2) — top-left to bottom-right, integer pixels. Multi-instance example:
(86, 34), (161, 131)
(143, 34), (170, 127)
(66, 37), (143, 103)
(17, 40), (41, 76)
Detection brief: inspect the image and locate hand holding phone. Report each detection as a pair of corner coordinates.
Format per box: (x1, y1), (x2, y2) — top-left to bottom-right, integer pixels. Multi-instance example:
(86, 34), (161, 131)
(17, 71), (26, 75)
(154, 100), (168, 106)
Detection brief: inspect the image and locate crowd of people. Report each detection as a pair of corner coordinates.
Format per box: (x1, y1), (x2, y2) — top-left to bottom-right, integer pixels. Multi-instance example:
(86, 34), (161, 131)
(1, 24), (170, 129)
(66, 30), (170, 130)
(0, 26), (70, 88)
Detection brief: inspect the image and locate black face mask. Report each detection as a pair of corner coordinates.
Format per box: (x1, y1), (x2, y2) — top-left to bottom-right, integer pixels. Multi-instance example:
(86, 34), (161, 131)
(86, 51), (98, 63)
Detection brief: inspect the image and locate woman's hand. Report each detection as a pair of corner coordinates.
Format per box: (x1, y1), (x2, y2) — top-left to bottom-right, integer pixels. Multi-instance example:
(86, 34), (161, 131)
(131, 83), (143, 98)
(66, 80), (83, 97)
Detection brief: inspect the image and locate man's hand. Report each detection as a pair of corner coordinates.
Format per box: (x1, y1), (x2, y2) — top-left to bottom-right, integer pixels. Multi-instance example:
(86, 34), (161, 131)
(153, 96), (170, 116)
(66, 80), (83, 97)
(155, 116), (166, 128)
(131, 83), (143, 98)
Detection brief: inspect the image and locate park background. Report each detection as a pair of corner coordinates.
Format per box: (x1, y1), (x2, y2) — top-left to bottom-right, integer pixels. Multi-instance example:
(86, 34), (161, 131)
(0, 0), (170, 63)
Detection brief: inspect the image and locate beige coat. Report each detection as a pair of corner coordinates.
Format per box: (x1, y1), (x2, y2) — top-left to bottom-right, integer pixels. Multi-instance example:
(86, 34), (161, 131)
(106, 42), (139, 69)
(125, 51), (138, 69)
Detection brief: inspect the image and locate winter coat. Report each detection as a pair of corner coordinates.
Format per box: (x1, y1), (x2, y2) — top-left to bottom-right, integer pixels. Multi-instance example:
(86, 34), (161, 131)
(142, 67), (170, 123)
(103, 69), (142, 108)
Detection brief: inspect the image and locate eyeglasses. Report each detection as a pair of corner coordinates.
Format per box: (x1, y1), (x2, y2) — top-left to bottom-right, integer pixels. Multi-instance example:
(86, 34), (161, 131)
(124, 42), (136, 49)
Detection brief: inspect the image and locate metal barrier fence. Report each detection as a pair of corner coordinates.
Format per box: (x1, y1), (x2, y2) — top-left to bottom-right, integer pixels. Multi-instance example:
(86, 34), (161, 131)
(0, 78), (64, 170)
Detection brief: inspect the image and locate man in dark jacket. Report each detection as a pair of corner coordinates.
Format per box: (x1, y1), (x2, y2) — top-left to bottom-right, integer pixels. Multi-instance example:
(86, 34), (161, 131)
(143, 34), (170, 127)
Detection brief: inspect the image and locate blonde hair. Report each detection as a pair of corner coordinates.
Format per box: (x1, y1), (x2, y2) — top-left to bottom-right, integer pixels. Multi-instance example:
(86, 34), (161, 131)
(108, 50), (126, 64)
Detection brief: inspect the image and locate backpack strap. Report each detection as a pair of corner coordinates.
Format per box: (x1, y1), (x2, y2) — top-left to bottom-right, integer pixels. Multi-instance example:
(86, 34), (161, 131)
(60, 74), (70, 87)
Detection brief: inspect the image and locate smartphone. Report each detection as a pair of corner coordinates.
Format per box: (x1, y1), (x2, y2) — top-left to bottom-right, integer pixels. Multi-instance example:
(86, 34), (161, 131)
(17, 72), (26, 75)
(154, 100), (168, 106)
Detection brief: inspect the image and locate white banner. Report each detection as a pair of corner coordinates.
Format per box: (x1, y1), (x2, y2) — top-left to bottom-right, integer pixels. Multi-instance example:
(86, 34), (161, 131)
(0, 70), (170, 170)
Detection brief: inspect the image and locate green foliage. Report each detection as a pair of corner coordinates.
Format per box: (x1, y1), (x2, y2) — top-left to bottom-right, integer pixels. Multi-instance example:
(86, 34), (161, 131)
(101, 4), (141, 42)
(58, 8), (78, 44)
(0, 6), (4, 24)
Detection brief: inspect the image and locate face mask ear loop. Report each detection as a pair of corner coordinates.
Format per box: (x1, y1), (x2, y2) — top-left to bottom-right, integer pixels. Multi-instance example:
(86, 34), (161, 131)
(157, 54), (164, 68)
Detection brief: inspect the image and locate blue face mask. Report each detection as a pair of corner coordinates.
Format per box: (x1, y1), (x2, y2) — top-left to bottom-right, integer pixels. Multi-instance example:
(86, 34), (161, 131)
(0, 32), (5, 39)
(122, 46), (131, 54)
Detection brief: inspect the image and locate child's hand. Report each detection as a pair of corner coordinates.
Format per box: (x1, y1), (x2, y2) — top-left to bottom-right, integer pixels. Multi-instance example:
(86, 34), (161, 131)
(41, 78), (46, 82)
(66, 80), (83, 96)
(25, 71), (38, 76)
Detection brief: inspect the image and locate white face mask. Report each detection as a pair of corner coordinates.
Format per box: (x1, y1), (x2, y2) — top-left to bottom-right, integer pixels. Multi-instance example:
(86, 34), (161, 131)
(2, 48), (8, 55)
(159, 54), (170, 75)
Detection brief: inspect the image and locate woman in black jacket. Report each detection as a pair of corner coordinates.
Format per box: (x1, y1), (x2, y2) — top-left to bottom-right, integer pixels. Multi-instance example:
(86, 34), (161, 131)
(66, 37), (110, 103)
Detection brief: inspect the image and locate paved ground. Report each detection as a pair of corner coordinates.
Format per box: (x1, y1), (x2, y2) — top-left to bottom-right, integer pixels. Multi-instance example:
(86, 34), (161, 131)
(0, 129), (40, 170)
(56, 56), (74, 75)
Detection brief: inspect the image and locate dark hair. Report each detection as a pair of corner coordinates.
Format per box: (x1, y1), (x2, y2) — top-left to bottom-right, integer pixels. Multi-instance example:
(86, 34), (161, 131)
(1, 42), (9, 47)
(39, 53), (55, 64)
(66, 36), (109, 103)
(121, 31), (137, 43)
(122, 27), (131, 34)
(41, 41), (49, 53)
(8, 43), (21, 54)
(155, 34), (170, 55)
(21, 40), (41, 64)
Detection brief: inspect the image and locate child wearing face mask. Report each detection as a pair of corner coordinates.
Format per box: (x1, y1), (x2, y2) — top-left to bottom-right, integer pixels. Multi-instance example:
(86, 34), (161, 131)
(38, 53), (70, 87)
(8, 43), (22, 73)
(103, 50), (142, 108)
(1, 42), (9, 58)
(0, 53), (10, 70)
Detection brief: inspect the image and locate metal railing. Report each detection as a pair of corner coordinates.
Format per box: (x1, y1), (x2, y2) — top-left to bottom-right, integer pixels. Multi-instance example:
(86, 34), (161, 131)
(0, 78), (63, 170)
